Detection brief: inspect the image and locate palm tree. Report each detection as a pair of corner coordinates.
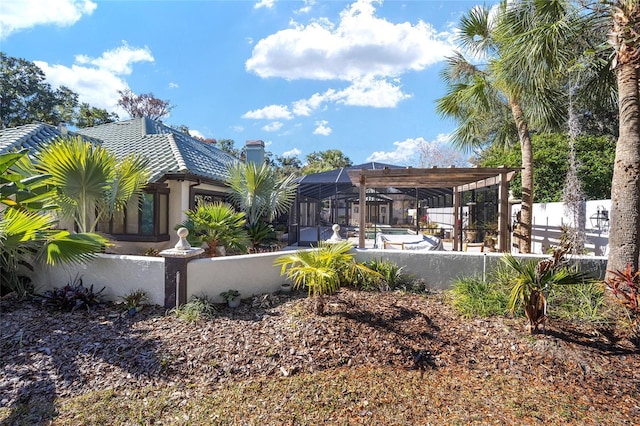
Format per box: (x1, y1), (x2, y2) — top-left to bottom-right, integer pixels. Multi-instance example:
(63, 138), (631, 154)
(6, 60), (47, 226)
(34, 136), (150, 233)
(494, 0), (639, 273)
(0, 150), (108, 297)
(503, 246), (589, 333)
(606, 0), (640, 274)
(437, 4), (537, 253)
(438, 2), (587, 253)
(225, 161), (298, 226)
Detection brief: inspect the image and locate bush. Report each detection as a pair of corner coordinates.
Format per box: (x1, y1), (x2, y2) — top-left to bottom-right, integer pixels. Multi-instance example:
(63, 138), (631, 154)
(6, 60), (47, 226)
(169, 295), (217, 323)
(275, 241), (380, 298)
(37, 275), (105, 312)
(605, 264), (640, 337)
(548, 282), (606, 322)
(356, 259), (412, 292)
(449, 276), (509, 318)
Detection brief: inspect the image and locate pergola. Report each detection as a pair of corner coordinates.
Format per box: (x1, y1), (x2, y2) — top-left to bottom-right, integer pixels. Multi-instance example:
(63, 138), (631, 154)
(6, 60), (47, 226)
(347, 166), (521, 251)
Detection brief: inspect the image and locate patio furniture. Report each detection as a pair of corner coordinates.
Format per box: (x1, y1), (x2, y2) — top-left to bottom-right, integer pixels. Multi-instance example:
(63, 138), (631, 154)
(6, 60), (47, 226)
(376, 233), (444, 251)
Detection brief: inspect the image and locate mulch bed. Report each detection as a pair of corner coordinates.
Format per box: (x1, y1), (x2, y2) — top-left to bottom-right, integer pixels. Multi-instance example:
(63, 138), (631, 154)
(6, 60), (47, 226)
(1, 289), (639, 421)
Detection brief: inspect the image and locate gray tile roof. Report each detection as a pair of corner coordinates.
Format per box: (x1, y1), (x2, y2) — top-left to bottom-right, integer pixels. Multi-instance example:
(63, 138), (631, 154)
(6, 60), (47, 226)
(76, 117), (238, 183)
(0, 123), (100, 154)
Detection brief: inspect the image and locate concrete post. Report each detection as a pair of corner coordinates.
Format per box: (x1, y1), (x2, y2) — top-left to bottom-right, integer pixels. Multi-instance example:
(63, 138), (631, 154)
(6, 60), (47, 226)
(159, 227), (204, 309)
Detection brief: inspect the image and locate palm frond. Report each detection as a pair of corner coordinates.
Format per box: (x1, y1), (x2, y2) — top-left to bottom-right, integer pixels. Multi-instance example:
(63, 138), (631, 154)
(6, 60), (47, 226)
(41, 231), (109, 266)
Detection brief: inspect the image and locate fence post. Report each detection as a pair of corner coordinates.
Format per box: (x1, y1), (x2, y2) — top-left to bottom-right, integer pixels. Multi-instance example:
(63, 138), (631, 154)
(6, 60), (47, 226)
(159, 227), (204, 309)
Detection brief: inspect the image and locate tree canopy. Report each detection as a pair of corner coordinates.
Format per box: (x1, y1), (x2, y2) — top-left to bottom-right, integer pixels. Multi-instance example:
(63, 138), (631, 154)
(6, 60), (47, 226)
(1, 53), (119, 129)
(302, 149), (352, 175)
(1, 53), (77, 128)
(117, 89), (174, 121)
(476, 133), (615, 202)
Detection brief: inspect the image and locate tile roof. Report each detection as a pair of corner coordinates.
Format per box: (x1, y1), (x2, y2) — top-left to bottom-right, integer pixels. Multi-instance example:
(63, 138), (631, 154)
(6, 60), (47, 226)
(0, 123), (100, 154)
(75, 117), (239, 183)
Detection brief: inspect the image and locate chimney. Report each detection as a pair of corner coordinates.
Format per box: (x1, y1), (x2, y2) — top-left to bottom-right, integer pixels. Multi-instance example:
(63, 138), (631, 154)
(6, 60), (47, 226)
(245, 139), (265, 165)
(58, 122), (68, 135)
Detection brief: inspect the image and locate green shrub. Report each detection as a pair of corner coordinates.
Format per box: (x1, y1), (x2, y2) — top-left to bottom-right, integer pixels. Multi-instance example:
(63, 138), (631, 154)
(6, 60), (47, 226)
(170, 295), (217, 322)
(356, 259), (412, 292)
(548, 281), (606, 322)
(449, 276), (509, 318)
(37, 274), (105, 312)
(275, 241), (380, 298)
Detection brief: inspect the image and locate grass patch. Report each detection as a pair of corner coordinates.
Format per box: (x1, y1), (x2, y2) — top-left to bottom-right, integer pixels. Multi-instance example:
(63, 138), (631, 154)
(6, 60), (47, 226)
(548, 281), (607, 322)
(450, 265), (608, 324)
(449, 276), (510, 318)
(169, 295), (217, 323)
(7, 367), (628, 425)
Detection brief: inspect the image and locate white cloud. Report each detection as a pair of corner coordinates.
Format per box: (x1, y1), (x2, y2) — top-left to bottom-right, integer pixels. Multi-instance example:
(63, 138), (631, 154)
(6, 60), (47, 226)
(366, 134), (468, 167)
(168, 82), (179, 89)
(294, 0), (315, 14)
(254, 0), (276, 10)
(367, 136), (425, 164)
(262, 121), (283, 132)
(246, 0), (454, 81)
(336, 76), (411, 108)
(231, 125), (245, 132)
(313, 120), (332, 136)
(0, 0), (96, 39)
(75, 42), (153, 75)
(242, 104), (293, 120)
(33, 42), (154, 115)
(292, 91), (332, 116)
(249, 75), (409, 125)
(189, 129), (206, 139)
(282, 148), (302, 158)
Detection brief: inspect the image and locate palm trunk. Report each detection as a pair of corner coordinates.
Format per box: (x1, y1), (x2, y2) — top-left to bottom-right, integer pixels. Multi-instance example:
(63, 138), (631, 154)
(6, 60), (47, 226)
(509, 99), (534, 254)
(525, 289), (547, 334)
(607, 61), (640, 276)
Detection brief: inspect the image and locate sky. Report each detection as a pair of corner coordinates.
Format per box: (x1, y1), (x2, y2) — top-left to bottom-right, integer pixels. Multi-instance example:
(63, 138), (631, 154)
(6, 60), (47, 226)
(0, 0), (494, 166)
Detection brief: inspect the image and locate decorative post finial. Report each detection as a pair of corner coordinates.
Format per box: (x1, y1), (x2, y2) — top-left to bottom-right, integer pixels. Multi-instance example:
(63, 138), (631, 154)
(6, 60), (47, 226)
(327, 223), (343, 243)
(175, 227), (192, 250)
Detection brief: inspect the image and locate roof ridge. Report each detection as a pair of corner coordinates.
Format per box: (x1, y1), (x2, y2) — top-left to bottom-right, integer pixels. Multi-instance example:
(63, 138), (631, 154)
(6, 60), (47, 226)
(140, 117), (148, 137)
(167, 133), (188, 172)
(16, 123), (57, 150)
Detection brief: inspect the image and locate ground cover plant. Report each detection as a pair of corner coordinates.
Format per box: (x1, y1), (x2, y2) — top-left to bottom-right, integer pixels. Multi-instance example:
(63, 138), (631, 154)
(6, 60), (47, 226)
(1, 287), (638, 425)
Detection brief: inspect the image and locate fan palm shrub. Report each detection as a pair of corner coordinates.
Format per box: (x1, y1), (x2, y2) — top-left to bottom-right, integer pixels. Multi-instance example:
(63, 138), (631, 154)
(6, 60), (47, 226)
(35, 136), (150, 233)
(179, 202), (250, 256)
(0, 149), (108, 297)
(503, 246), (590, 333)
(274, 241), (380, 314)
(225, 161), (298, 226)
(246, 220), (277, 250)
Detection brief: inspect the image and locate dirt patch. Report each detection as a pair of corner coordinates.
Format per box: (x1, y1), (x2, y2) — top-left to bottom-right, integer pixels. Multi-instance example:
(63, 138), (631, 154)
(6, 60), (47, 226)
(1, 289), (639, 421)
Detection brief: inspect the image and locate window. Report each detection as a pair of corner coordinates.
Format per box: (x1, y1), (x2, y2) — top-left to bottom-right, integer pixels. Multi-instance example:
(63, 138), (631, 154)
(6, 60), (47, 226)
(354, 206), (359, 214)
(381, 206), (386, 214)
(193, 191), (226, 208)
(97, 183), (170, 242)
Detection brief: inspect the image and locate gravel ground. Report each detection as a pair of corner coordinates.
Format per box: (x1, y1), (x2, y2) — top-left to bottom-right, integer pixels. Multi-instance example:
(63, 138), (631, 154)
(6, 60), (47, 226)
(1, 289), (639, 422)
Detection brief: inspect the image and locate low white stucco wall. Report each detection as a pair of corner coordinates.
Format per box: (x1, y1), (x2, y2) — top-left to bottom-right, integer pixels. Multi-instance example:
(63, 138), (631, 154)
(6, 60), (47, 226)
(187, 251), (287, 303)
(355, 249), (608, 289)
(30, 254), (165, 306)
(27, 248), (608, 310)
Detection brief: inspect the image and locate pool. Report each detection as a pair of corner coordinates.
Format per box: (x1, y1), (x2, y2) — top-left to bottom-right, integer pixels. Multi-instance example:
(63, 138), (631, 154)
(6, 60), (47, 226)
(365, 227), (416, 239)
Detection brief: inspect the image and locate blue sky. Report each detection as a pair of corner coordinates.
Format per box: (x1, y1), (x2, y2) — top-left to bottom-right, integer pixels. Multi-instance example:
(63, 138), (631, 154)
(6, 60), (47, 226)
(1, 0), (492, 165)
